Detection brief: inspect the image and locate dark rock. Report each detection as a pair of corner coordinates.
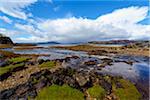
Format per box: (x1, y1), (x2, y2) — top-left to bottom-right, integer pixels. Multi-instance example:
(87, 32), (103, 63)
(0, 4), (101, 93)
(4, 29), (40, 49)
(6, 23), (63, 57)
(124, 61), (133, 65)
(0, 61), (10, 67)
(99, 80), (112, 93)
(0, 72), (12, 81)
(64, 57), (71, 62)
(11, 64), (26, 73)
(38, 59), (45, 64)
(63, 76), (77, 88)
(97, 63), (106, 67)
(88, 50), (108, 55)
(0, 88), (15, 99)
(71, 56), (80, 59)
(116, 82), (123, 89)
(26, 61), (35, 66)
(55, 59), (64, 63)
(101, 58), (113, 62)
(15, 86), (29, 96)
(26, 90), (37, 98)
(84, 60), (97, 66)
(101, 58), (113, 66)
(75, 72), (90, 87)
(29, 69), (51, 81)
(20, 76), (24, 78)
(34, 78), (49, 91)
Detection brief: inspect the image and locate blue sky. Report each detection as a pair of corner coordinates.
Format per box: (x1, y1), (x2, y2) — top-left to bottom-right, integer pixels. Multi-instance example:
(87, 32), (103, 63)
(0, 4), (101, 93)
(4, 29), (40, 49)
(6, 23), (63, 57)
(0, 0), (150, 43)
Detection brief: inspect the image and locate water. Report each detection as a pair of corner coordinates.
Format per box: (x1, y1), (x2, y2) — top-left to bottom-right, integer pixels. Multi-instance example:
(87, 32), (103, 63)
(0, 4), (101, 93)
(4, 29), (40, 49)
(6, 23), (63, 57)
(0, 48), (13, 52)
(37, 43), (80, 47)
(99, 62), (149, 83)
(14, 48), (88, 60)
(1, 44), (149, 94)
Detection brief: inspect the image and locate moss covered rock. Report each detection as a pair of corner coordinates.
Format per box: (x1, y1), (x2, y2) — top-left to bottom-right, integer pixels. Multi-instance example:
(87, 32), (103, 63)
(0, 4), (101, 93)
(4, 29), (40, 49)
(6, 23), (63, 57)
(36, 84), (84, 100)
(87, 85), (106, 100)
(113, 79), (141, 100)
(39, 61), (56, 69)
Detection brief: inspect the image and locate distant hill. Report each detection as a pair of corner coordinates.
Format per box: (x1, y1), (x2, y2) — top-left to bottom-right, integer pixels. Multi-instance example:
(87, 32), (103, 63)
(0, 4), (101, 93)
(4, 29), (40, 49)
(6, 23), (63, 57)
(37, 41), (61, 45)
(89, 40), (149, 48)
(0, 33), (13, 45)
(88, 40), (135, 45)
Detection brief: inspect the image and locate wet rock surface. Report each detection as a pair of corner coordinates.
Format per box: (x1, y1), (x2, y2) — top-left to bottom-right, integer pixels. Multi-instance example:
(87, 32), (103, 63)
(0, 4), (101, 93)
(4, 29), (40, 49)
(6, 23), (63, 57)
(0, 68), (113, 99)
(0, 65), (143, 100)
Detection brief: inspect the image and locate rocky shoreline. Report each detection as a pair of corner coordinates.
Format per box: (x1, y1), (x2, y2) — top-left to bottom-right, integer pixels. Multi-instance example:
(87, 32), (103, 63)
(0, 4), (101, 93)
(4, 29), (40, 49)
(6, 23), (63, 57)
(0, 39), (149, 100)
(0, 67), (141, 100)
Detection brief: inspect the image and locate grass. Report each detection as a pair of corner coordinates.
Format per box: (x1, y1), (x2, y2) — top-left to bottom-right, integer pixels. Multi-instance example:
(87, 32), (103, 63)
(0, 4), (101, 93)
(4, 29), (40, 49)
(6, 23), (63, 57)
(114, 79), (141, 100)
(39, 61), (56, 69)
(0, 63), (25, 75)
(87, 85), (106, 99)
(36, 84), (84, 100)
(8, 57), (30, 64)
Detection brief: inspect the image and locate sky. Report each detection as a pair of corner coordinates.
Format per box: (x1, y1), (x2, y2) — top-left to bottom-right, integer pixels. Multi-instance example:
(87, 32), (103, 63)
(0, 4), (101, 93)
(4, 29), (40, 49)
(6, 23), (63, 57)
(0, 0), (150, 43)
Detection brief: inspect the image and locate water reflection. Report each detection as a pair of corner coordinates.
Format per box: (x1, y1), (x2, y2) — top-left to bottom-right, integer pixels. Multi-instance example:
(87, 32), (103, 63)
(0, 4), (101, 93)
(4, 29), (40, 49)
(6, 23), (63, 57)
(14, 48), (88, 60)
(99, 62), (149, 84)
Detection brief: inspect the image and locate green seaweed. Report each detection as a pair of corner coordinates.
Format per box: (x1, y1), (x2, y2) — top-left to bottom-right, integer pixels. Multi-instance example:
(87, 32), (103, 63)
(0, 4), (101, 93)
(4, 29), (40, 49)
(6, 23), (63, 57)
(0, 63), (25, 75)
(87, 85), (106, 100)
(114, 79), (141, 100)
(36, 84), (84, 100)
(8, 57), (29, 64)
(39, 61), (56, 69)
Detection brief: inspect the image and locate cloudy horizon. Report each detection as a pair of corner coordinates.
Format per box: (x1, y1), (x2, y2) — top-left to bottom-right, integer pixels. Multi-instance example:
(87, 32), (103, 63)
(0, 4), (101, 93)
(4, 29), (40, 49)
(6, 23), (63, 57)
(0, 0), (150, 43)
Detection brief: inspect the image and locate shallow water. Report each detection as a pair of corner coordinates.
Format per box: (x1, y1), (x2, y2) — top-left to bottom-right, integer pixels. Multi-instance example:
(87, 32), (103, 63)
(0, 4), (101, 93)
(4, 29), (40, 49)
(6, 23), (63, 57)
(1, 44), (149, 94)
(14, 48), (88, 60)
(37, 43), (80, 47)
(99, 62), (149, 83)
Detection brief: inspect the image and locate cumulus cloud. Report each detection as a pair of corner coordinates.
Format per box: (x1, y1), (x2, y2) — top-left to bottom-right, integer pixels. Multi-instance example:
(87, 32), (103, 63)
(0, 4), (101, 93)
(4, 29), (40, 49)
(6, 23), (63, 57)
(0, 28), (20, 37)
(0, 16), (12, 24)
(12, 6), (150, 43)
(15, 23), (35, 33)
(0, 0), (37, 20)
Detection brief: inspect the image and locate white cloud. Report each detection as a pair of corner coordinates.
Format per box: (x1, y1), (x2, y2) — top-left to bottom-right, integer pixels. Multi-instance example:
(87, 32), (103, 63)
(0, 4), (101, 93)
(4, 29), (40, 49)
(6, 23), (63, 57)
(0, 0), (37, 20)
(15, 36), (50, 43)
(0, 28), (20, 37)
(15, 23), (35, 33)
(12, 6), (150, 43)
(0, 16), (12, 24)
(97, 6), (148, 25)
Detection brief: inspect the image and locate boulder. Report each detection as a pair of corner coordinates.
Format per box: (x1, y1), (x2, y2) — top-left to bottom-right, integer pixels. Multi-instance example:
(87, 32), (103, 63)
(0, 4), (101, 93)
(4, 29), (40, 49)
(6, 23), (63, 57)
(75, 72), (90, 86)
